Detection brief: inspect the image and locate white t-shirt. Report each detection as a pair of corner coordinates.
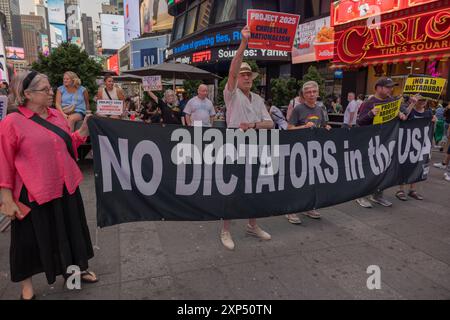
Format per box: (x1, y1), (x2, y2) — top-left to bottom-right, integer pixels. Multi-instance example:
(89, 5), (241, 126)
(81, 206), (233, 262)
(224, 82), (272, 129)
(184, 96), (216, 127)
(343, 100), (358, 125)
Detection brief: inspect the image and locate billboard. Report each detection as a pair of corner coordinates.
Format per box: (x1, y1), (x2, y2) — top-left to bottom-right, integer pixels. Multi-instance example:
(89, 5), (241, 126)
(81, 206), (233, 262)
(140, 0), (174, 34)
(71, 37), (81, 47)
(66, 3), (81, 39)
(107, 54), (119, 75)
(292, 17), (334, 64)
(48, 0), (66, 24)
(124, 0), (141, 42)
(40, 34), (50, 56)
(331, 0), (439, 26)
(333, 1), (450, 66)
(50, 23), (67, 48)
(5, 47), (25, 60)
(141, 48), (158, 67)
(101, 14), (125, 50)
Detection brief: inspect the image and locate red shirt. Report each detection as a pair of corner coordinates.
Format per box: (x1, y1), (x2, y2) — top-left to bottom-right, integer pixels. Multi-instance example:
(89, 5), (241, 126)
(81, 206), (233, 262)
(0, 106), (87, 205)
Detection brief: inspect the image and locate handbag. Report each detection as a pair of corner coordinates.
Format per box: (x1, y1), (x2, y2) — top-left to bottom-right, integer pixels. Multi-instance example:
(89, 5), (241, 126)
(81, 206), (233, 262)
(62, 88), (79, 115)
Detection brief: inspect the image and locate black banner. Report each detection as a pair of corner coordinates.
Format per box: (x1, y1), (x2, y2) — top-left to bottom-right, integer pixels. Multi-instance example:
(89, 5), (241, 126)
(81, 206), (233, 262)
(88, 117), (432, 228)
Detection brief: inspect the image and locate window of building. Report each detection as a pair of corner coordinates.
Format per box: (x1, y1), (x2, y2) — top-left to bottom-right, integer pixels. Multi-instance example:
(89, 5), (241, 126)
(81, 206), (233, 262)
(184, 5), (198, 36)
(212, 0), (237, 24)
(320, 0), (331, 15)
(304, 0), (321, 20)
(196, 0), (212, 31)
(241, 0), (279, 18)
(174, 14), (185, 40)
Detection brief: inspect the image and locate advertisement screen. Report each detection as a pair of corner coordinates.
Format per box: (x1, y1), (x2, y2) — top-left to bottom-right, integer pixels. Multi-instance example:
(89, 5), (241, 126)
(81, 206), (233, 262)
(48, 0), (66, 24)
(124, 0), (141, 42)
(140, 0), (174, 34)
(5, 47), (25, 60)
(50, 23), (67, 48)
(101, 14), (125, 50)
(292, 17), (334, 64)
(41, 34), (50, 56)
(331, 0), (439, 26)
(66, 4), (81, 39)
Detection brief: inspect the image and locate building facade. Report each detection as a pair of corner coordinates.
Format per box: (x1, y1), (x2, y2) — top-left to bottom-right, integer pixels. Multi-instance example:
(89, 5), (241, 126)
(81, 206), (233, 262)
(21, 14), (46, 64)
(81, 13), (95, 55)
(0, 0), (23, 47)
(331, 0), (450, 102)
(167, 0), (312, 97)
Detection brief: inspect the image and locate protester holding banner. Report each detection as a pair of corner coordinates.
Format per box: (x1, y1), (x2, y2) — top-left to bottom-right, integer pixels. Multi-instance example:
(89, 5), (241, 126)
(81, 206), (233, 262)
(342, 92), (358, 128)
(146, 89), (183, 125)
(183, 84), (216, 127)
(55, 71), (91, 132)
(221, 25), (274, 250)
(0, 71), (98, 300)
(96, 75), (125, 119)
(356, 77), (407, 208)
(287, 80), (331, 223)
(396, 95), (436, 201)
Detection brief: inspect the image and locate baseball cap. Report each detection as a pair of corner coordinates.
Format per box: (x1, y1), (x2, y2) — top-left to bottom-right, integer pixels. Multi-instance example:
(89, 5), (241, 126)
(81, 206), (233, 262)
(375, 77), (398, 88)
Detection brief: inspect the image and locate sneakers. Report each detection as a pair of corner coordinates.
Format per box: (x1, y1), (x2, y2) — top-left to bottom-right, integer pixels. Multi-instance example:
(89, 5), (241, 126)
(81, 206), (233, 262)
(356, 197), (373, 208)
(246, 224), (271, 240)
(285, 213), (302, 224)
(444, 173), (450, 182)
(304, 210), (321, 219)
(220, 230), (235, 250)
(369, 195), (393, 207)
(433, 162), (447, 169)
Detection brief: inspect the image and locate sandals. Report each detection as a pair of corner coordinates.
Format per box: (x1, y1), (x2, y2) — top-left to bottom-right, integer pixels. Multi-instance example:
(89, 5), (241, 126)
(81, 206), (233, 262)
(285, 214), (302, 225)
(395, 190), (407, 201)
(408, 190), (423, 200)
(80, 270), (99, 284)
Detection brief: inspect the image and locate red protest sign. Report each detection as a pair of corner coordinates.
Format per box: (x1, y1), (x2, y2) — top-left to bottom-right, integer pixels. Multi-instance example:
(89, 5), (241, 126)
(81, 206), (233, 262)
(247, 10), (300, 52)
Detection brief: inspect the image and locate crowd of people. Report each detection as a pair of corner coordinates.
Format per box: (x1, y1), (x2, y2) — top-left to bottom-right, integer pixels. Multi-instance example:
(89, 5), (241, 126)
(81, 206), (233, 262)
(0, 25), (449, 299)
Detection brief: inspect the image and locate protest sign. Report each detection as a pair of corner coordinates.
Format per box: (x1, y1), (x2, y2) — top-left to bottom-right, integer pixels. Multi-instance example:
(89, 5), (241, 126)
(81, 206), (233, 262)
(247, 10), (300, 51)
(403, 75), (447, 101)
(143, 76), (162, 91)
(373, 98), (402, 125)
(96, 100), (124, 116)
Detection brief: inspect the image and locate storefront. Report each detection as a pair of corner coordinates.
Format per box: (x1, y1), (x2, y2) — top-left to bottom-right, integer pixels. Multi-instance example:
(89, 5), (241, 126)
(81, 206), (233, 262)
(332, 0), (450, 101)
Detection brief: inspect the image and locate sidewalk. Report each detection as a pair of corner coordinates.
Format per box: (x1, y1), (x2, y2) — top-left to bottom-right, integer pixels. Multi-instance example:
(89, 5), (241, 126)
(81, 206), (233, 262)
(1, 152), (449, 300)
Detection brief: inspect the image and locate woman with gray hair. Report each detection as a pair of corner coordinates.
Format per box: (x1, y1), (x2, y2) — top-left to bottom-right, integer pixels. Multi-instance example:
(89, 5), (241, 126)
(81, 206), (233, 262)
(145, 88), (183, 125)
(0, 71), (98, 300)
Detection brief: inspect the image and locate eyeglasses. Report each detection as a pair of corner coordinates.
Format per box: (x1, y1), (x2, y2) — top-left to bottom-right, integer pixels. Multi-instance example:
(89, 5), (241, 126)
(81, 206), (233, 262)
(30, 87), (53, 94)
(304, 90), (318, 95)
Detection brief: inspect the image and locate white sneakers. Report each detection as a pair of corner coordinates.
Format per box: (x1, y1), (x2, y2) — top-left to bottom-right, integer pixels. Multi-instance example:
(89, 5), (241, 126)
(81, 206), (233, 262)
(246, 224), (272, 240)
(434, 162), (447, 170)
(221, 224), (271, 250)
(444, 173), (450, 182)
(220, 230), (235, 250)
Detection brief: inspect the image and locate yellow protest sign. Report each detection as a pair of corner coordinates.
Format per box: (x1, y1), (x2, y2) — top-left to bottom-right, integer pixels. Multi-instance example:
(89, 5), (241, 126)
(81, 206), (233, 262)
(403, 76), (447, 100)
(373, 98), (402, 125)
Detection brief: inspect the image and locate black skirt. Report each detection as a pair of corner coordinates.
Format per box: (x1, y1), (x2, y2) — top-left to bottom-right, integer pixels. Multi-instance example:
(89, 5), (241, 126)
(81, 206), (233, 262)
(10, 186), (94, 284)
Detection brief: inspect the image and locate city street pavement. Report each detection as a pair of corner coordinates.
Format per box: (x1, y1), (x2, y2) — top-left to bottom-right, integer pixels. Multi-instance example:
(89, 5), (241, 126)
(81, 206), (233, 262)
(1, 151), (449, 300)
